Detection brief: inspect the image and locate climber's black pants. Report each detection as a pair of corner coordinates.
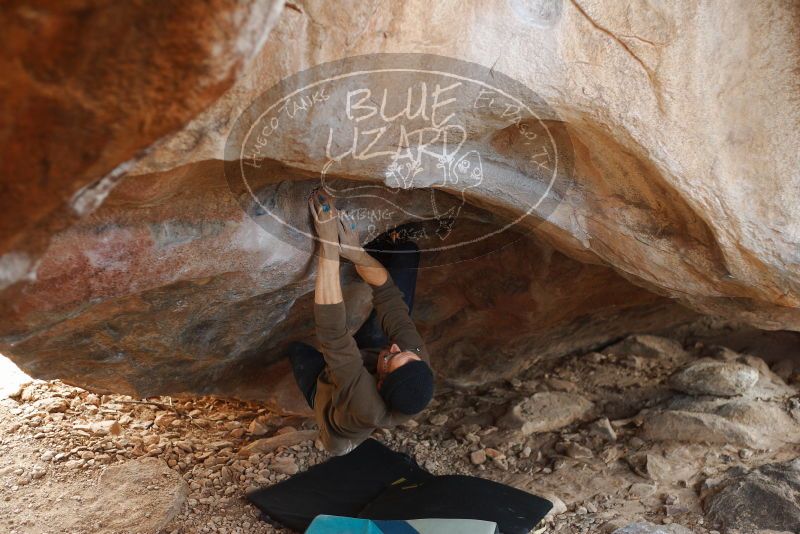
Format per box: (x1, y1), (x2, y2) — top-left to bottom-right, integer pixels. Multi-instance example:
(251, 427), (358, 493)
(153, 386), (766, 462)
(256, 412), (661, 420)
(289, 239), (420, 408)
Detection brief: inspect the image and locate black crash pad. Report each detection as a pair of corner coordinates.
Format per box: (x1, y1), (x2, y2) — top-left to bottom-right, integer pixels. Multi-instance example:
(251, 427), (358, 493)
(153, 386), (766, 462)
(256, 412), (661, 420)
(246, 438), (431, 531)
(246, 439), (552, 534)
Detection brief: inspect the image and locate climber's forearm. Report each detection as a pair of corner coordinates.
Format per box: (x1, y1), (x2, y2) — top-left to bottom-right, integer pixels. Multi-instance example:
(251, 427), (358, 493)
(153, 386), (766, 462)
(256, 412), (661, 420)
(315, 251), (343, 305)
(354, 253), (388, 287)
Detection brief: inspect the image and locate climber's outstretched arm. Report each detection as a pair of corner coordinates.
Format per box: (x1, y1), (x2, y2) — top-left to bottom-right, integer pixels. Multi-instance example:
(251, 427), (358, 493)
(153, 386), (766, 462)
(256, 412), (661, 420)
(309, 193), (342, 305)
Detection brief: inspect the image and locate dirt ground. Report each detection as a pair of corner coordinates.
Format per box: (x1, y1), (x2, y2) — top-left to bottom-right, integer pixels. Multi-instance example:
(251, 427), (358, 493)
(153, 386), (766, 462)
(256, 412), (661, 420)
(1, 318), (799, 534)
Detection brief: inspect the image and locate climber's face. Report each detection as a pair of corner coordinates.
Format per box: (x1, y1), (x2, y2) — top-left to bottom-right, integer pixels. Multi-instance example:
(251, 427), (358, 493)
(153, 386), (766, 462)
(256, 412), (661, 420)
(377, 343), (421, 385)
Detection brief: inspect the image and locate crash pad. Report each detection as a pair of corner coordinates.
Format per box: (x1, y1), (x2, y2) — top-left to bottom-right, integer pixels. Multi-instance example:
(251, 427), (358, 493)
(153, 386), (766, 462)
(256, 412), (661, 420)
(247, 439), (552, 534)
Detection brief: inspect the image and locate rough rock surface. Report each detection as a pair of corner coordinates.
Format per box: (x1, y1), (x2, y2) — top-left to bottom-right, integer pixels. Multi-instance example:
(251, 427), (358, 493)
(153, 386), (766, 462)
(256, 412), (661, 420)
(644, 405), (799, 450)
(0, 199), (696, 397)
(0, 0), (284, 262)
(2, 1), (800, 397)
(639, 347), (800, 450)
(669, 359), (759, 397)
(78, 458), (188, 534)
(500, 391), (593, 435)
(703, 460), (800, 534)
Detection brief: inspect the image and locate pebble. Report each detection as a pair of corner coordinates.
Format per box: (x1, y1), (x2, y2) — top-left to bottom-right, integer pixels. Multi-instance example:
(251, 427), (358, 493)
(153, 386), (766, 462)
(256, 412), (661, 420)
(270, 457), (299, 476)
(628, 483), (657, 500)
(665, 504), (689, 516)
(484, 448), (504, 460)
(429, 414), (449, 426)
(31, 466), (46, 479)
(542, 494), (567, 518)
(629, 437), (645, 449)
(20, 385), (37, 402)
(64, 460), (83, 470)
(589, 417), (617, 442)
(470, 450), (487, 465)
(248, 418), (269, 436)
(600, 447), (621, 464)
(154, 413), (177, 428)
(564, 442), (593, 459)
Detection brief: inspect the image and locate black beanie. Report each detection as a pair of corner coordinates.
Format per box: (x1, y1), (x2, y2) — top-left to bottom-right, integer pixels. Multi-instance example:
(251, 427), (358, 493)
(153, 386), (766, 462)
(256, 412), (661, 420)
(379, 360), (434, 415)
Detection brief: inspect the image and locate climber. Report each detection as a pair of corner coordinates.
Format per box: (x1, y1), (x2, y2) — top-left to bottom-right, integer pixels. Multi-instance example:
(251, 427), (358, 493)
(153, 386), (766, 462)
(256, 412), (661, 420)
(287, 189), (434, 455)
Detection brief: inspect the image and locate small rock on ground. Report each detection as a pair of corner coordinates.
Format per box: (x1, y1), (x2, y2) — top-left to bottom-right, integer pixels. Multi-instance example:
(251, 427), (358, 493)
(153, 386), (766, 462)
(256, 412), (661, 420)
(499, 392), (593, 435)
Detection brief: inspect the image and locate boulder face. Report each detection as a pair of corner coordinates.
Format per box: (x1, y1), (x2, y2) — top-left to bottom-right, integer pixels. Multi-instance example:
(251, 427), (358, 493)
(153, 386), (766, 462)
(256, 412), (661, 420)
(0, 0), (284, 279)
(1, 1), (799, 400)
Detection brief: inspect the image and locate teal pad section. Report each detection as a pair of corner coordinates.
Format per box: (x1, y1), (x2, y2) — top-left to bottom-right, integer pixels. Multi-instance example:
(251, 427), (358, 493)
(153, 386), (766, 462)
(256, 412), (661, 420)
(306, 515), (385, 534)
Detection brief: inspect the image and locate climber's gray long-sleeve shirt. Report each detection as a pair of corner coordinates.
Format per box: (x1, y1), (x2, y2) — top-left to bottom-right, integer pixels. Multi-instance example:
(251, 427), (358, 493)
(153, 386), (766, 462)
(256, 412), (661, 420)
(313, 277), (430, 455)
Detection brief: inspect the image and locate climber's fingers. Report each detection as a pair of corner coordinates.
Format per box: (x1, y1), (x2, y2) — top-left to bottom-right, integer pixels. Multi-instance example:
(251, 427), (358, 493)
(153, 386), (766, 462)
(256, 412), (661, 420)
(311, 190), (338, 221)
(308, 196), (322, 224)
